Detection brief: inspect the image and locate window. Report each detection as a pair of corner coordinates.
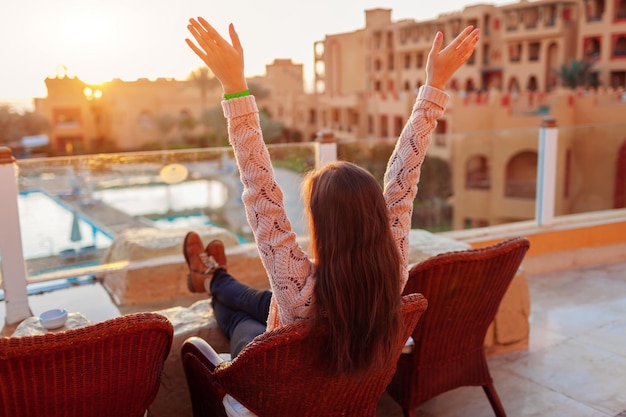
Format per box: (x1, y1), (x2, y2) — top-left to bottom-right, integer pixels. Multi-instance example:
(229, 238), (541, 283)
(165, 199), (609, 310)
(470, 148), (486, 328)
(465, 155), (490, 190)
(505, 11), (519, 31)
(509, 44), (522, 62)
(380, 115), (388, 137)
(400, 29), (409, 44)
(53, 108), (81, 128)
(372, 32), (382, 49)
(616, 0), (626, 19)
(529, 42), (541, 61)
(386, 32), (393, 48)
(508, 77), (521, 93)
(483, 43), (491, 66)
(610, 70), (626, 88)
(404, 53), (411, 69)
(505, 151), (537, 198)
(612, 35), (626, 57)
(525, 7), (539, 28)
(585, 0), (605, 21)
(308, 109), (316, 125)
(584, 37), (602, 60)
(465, 79), (476, 93)
(544, 5), (557, 26)
(416, 52), (424, 68)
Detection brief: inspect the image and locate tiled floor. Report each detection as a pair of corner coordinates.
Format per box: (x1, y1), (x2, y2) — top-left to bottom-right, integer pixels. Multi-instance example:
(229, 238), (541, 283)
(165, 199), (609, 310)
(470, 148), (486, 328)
(376, 261), (626, 417)
(3, 261), (626, 416)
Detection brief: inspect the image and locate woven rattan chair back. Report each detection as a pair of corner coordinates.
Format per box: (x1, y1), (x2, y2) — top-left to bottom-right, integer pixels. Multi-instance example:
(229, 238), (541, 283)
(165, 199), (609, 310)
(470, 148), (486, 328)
(182, 293), (428, 417)
(387, 237), (530, 417)
(0, 312), (173, 417)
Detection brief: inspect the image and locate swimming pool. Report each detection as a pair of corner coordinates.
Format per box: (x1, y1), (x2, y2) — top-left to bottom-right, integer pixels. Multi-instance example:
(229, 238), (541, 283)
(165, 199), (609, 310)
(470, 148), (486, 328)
(92, 179), (229, 216)
(17, 190), (113, 260)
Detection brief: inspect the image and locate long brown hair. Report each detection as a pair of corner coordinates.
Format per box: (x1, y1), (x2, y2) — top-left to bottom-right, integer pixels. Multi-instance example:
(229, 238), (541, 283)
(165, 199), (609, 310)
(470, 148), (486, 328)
(303, 161), (402, 374)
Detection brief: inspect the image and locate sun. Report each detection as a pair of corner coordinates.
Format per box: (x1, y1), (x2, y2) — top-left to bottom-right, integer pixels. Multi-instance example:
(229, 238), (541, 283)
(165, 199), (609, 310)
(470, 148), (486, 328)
(44, 4), (131, 84)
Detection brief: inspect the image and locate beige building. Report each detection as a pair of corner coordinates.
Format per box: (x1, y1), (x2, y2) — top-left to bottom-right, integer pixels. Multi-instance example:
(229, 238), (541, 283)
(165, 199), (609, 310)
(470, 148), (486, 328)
(35, 71), (223, 154)
(307, 2), (626, 230)
(33, 1), (626, 230)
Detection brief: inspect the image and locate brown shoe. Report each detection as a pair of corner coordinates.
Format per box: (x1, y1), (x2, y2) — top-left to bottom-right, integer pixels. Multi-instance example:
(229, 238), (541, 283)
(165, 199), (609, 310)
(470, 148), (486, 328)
(205, 239), (227, 273)
(183, 232), (222, 293)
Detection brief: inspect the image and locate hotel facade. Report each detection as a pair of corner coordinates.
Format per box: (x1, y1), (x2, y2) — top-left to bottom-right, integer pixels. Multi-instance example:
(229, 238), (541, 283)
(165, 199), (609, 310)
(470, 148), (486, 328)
(33, 0), (626, 230)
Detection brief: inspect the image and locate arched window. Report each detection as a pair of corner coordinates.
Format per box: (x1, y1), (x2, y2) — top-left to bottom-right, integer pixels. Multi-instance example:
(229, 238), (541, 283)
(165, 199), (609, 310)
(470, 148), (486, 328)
(465, 155), (490, 189)
(584, 37), (601, 59)
(505, 151), (537, 198)
(465, 79), (476, 93)
(613, 35), (626, 57)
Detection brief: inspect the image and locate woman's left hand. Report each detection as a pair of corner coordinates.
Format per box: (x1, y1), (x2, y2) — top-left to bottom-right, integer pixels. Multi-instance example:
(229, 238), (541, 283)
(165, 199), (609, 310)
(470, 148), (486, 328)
(425, 26), (480, 90)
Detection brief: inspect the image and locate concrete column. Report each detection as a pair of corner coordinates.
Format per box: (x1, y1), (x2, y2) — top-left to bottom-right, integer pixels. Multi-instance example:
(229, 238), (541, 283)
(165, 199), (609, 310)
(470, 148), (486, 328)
(536, 117), (558, 226)
(0, 147), (32, 324)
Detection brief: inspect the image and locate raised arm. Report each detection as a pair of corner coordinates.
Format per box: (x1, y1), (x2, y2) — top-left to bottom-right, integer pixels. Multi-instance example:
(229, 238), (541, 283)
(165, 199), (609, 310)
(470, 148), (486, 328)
(384, 26), (480, 289)
(185, 18), (315, 326)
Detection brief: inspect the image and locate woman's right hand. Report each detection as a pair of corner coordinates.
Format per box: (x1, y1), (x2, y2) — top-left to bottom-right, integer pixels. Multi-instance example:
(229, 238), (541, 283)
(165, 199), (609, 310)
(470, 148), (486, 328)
(186, 17), (248, 94)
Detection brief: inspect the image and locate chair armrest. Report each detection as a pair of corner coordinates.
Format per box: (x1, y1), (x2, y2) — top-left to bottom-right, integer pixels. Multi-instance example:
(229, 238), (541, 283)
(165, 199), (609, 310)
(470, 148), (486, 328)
(183, 336), (226, 370)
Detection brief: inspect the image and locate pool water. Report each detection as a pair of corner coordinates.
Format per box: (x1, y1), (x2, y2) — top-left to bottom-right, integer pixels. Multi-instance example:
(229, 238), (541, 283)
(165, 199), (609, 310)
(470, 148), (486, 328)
(17, 191), (113, 260)
(92, 180), (228, 216)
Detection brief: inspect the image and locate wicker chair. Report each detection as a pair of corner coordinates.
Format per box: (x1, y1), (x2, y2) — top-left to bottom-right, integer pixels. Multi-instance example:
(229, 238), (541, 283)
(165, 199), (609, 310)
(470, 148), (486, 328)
(0, 312), (173, 417)
(386, 237), (530, 417)
(181, 293), (428, 417)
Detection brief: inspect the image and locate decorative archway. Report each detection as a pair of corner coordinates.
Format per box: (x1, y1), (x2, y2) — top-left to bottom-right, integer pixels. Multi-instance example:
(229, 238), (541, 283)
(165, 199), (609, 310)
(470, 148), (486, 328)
(505, 151), (537, 198)
(508, 77), (520, 93)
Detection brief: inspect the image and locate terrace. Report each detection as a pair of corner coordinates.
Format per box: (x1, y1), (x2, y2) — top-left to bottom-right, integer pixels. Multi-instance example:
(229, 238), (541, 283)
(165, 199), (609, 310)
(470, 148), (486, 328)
(1, 120), (626, 416)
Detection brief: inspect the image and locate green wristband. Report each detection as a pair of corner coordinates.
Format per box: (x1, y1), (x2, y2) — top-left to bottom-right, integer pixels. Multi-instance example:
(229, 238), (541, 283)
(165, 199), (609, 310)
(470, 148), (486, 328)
(223, 89), (250, 100)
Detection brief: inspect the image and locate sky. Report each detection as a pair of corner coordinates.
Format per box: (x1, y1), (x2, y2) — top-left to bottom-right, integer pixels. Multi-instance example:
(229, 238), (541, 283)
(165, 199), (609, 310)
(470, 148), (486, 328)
(0, 0), (514, 109)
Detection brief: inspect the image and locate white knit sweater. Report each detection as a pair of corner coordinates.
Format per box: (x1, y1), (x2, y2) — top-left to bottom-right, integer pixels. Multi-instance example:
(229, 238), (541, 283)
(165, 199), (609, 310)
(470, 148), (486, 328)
(222, 85), (449, 330)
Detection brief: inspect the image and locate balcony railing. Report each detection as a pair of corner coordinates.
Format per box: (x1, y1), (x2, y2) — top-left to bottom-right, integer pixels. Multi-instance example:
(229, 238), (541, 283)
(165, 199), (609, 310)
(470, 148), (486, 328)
(1, 119), (626, 323)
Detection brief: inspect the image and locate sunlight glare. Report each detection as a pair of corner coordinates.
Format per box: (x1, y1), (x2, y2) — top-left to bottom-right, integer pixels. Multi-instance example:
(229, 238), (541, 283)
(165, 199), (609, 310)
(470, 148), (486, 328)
(48, 6), (129, 85)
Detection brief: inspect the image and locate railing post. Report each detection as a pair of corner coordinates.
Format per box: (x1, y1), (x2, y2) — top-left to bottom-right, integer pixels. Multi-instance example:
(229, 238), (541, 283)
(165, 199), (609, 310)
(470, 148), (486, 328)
(0, 147), (32, 325)
(315, 130), (337, 169)
(536, 117), (558, 226)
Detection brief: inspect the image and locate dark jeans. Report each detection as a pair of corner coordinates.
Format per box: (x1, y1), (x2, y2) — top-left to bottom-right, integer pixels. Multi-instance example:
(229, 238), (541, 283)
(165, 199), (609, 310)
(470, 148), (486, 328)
(210, 269), (272, 357)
